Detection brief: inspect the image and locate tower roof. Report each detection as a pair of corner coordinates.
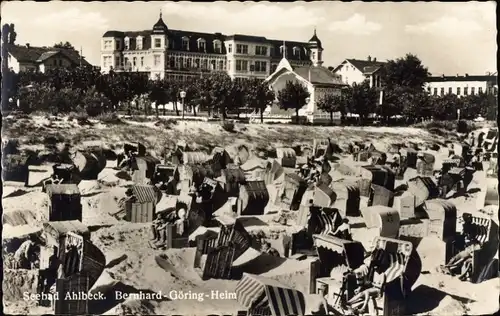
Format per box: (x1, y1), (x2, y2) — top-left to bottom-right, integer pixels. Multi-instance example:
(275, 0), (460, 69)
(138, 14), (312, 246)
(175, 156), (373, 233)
(308, 28), (323, 50)
(152, 11), (168, 34)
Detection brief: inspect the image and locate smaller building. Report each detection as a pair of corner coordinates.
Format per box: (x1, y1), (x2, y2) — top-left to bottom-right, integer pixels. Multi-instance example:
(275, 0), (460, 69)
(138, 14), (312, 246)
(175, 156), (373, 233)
(265, 53), (347, 122)
(331, 56), (386, 88)
(6, 44), (91, 73)
(424, 74), (498, 97)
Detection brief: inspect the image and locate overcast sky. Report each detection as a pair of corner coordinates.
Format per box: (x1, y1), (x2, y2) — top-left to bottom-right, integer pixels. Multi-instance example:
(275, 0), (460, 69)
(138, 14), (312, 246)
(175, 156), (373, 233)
(2, 1), (497, 75)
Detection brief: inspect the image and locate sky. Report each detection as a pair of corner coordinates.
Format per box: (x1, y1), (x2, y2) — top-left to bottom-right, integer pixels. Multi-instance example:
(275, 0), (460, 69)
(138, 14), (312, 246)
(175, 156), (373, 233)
(1, 1), (497, 75)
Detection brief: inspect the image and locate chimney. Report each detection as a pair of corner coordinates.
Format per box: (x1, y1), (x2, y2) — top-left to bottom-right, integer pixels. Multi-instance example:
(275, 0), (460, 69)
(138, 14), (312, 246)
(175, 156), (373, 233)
(465, 73), (469, 77)
(367, 55), (371, 62)
(373, 57), (377, 62)
(26, 43), (30, 48)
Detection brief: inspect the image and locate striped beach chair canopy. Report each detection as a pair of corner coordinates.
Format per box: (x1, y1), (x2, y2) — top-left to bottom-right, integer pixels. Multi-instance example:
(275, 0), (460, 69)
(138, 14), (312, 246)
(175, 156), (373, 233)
(310, 207), (343, 236)
(314, 234), (365, 270)
(457, 214), (492, 245)
(371, 237), (415, 285)
(236, 273), (306, 316)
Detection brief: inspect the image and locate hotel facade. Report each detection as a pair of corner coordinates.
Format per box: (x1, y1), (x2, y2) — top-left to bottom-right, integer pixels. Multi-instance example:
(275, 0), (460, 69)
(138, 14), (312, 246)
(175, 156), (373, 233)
(100, 13), (324, 81)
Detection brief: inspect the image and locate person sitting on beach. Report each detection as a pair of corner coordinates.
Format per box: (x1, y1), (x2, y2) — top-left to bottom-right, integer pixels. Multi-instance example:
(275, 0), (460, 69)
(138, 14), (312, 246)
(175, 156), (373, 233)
(261, 242), (280, 257)
(347, 265), (386, 316)
(441, 246), (474, 276)
(333, 218), (352, 241)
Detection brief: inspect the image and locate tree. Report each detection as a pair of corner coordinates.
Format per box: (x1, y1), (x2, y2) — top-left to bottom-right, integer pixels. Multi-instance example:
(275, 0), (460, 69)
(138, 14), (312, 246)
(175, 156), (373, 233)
(204, 72), (237, 120)
(379, 53), (430, 91)
(244, 78), (275, 123)
(349, 81), (377, 123)
(316, 92), (347, 123)
(148, 78), (168, 116)
(277, 80), (310, 122)
(430, 94), (462, 120)
(80, 87), (111, 116)
(54, 41), (75, 50)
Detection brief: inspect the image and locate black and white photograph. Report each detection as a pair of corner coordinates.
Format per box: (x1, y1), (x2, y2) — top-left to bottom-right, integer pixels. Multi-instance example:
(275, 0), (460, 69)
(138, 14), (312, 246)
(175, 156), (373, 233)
(1, 1), (498, 315)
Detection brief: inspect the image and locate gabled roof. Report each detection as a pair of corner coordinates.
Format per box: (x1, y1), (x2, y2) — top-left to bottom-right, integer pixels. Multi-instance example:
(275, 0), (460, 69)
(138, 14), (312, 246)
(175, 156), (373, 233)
(332, 58), (386, 74)
(7, 44), (91, 66)
(266, 58), (347, 87)
(37, 51), (61, 62)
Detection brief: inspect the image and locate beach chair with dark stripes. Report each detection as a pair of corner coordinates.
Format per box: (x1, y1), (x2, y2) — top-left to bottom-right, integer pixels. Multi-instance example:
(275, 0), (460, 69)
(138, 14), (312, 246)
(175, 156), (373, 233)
(235, 273), (307, 316)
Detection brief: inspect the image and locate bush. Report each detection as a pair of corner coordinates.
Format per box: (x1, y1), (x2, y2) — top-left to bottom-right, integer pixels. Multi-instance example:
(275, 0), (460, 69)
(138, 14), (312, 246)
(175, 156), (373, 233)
(220, 120), (235, 132)
(456, 120), (470, 134)
(68, 112), (91, 125)
(154, 118), (178, 128)
(97, 112), (123, 124)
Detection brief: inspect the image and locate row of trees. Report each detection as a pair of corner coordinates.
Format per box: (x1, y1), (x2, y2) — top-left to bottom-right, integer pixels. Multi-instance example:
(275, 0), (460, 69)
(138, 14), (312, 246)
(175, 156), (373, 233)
(315, 54), (497, 123)
(5, 67), (278, 122)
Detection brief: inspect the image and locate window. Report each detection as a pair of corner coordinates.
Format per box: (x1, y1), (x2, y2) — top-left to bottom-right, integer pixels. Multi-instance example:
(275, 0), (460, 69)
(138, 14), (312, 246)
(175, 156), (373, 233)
(154, 38), (161, 48)
(194, 58), (200, 68)
(479, 87), (483, 94)
(124, 38), (130, 50)
(182, 37), (189, 50)
(219, 60), (224, 70)
(103, 56), (111, 68)
(457, 87), (461, 95)
(214, 41), (222, 53)
(124, 57), (129, 68)
(169, 57), (175, 68)
(210, 60), (216, 70)
(115, 40), (120, 50)
(448, 87), (452, 94)
(236, 60), (248, 72)
(227, 60), (231, 71)
(53, 59), (57, 66)
(187, 58), (192, 68)
(293, 47), (300, 58)
(133, 57), (137, 67)
(104, 40), (112, 50)
(312, 51), (316, 60)
(318, 51), (322, 61)
(154, 55), (161, 66)
(197, 39), (206, 51)
(140, 57), (144, 67)
(179, 57), (184, 68)
(470, 87), (475, 95)
(236, 44), (248, 54)
(137, 38), (143, 50)
(440, 87), (444, 96)
(255, 46), (267, 56)
(115, 56), (120, 67)
(228, 44), (232, 53)
(464, 87), (468, 95)
(255, 61), (267, 72)
(433, 88), (438, 96)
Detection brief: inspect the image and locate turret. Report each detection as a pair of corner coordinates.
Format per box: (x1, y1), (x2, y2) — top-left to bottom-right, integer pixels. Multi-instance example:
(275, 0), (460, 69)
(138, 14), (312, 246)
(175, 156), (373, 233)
(308, 28), (323, 67)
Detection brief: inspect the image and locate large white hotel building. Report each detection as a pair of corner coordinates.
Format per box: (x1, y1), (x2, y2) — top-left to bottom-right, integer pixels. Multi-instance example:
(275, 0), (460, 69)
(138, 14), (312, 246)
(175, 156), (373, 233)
(100, 13), (324, 81)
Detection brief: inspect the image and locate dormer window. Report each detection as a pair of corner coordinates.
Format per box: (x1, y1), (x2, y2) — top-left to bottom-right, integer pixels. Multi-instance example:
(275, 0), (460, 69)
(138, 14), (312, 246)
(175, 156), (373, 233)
(293, 47), (300, 58)
(136, 36), (143, 50)
(197, 38), (206, 52)
(213, 40), (222, 53)
(182, 36), (190, 51)
(124, 38), (130, 50)
(279, 45), (285, 56)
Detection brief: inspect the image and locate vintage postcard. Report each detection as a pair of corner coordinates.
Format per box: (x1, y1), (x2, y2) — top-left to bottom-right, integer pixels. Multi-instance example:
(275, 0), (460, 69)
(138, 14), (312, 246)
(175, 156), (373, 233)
(1, 1), (498, 315)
